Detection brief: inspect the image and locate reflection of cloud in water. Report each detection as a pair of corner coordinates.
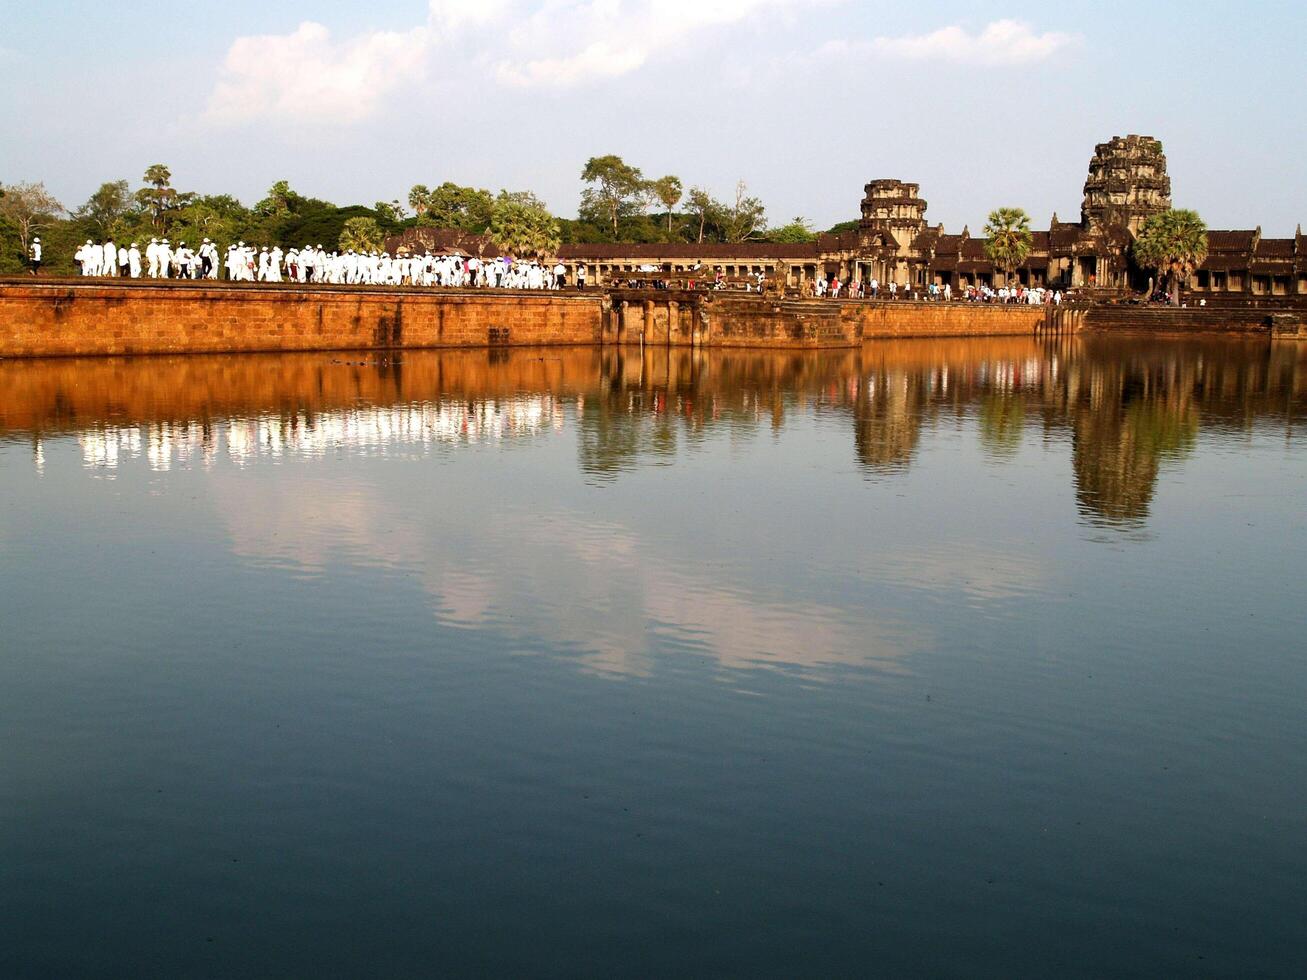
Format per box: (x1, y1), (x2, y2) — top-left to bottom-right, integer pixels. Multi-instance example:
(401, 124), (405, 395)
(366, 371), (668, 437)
(214, 479), (919, 682)
(869, 545), (1051, 605)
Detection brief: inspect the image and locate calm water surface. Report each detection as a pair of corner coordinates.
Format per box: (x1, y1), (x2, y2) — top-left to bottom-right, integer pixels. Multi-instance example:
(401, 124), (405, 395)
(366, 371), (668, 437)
(2, 336), (1305, 977)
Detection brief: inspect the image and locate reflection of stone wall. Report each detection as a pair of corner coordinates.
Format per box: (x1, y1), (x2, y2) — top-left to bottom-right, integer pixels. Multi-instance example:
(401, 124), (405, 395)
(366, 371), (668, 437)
(0, 282), (605, 357)
(0, 348), (607, 437)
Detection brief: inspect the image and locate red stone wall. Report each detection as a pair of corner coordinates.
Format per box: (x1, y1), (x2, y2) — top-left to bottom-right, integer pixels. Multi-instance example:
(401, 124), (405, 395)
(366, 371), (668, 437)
(847, 302), (1046, 338)
(0, 281), (605, 357)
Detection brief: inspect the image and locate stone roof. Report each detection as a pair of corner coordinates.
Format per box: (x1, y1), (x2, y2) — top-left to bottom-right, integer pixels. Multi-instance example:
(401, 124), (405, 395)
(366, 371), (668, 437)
(557, 241), (820, 261)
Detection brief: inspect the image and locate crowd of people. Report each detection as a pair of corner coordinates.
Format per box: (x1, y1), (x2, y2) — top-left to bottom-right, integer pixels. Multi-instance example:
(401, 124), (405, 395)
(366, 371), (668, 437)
(69, 238), (578, 290)
(811, 275), (1062, 304)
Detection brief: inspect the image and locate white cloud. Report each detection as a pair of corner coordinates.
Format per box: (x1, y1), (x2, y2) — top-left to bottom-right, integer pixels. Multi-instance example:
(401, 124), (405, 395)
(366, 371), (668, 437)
(204, 21), (430, 126)
(870, 19), (1077, 66)
(203, 0), (825, 126)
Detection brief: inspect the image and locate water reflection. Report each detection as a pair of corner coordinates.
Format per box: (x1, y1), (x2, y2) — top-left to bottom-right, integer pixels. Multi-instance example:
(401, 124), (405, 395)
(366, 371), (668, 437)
(3, 337), (1303, 529)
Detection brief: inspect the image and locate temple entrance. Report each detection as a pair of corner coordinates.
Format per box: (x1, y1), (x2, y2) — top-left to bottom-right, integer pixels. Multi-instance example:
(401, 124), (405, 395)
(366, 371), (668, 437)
(1077, 255), (1098, 286)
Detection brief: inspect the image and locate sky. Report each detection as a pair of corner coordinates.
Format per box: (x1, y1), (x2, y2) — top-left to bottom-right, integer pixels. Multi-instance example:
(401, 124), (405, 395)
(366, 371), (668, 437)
(1, 0), (1305, 235)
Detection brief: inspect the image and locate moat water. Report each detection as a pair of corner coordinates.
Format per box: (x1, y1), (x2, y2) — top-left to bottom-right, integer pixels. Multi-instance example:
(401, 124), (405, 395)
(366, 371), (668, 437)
(2, 336), (1305, 977)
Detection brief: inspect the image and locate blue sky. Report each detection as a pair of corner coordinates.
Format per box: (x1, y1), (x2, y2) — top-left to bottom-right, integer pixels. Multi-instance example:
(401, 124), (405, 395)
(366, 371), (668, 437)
(1, 0), (1304, 234)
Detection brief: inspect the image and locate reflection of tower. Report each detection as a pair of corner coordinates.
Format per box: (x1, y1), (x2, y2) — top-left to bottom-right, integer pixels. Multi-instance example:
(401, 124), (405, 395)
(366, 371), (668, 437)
(1070, 356), (1197, 526)
(1080, 135), (1172, 235)
(853, 369), (922, 473)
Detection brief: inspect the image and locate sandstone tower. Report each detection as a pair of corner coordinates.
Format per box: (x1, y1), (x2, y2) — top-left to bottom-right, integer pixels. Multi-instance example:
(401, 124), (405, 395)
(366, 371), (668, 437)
(858, 180), (928, 250)
(1081, 135), (1172, 234)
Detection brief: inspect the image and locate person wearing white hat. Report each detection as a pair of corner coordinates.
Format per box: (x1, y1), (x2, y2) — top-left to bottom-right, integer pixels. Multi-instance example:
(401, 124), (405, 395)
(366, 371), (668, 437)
(28, 237), (42, 276)
(101, 238), (117, 277)
(146, 238), (160, 278)
(128, 242), (142, 278)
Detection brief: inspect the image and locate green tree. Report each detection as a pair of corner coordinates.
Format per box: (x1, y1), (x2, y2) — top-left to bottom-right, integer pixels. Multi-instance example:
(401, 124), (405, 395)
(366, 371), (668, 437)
(254, 179), (303, 218)
(373, 200), (407, 224)
(339, 216), (385, 253)
(134, 164), (193, 234)
(0, 181), (65, 252)
(983, 207), (1033, 283)
(408, 184), (431, 217)
(579, 154), (647, 238)
(1132, 208), (1208, 306)
(75, 180), (133, 239)
(649, 175), (683, 236)
(420, 182), (495, 232)
(768, 217), (816, 244)
(490, 191), (560, 258)
(684, 187), (720, 244)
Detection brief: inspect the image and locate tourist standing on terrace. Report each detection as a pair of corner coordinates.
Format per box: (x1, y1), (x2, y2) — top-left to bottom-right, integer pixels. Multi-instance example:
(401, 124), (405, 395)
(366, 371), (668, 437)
(28, 237), (41, 275)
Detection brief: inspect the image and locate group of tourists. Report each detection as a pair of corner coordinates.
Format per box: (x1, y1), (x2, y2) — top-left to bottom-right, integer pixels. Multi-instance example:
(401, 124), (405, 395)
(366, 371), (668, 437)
(68, 238), (580, 290)
(809, 274), (1062, 305)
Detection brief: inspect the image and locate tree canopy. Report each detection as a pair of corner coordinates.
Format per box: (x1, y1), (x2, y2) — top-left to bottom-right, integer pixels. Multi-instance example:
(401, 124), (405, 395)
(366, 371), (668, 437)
(490, 191), (560, 258)
(983, 207), (1033, 278)
(339, 216), (385, 253)
(579, 155), (648, 238)
(1132, 209), (1208, 305)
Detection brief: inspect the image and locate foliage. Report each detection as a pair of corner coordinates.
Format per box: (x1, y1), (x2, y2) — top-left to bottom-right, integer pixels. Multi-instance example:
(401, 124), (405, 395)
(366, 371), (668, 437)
(684, 187), (720, 244)
(74, 180), (133, 240)
(649, 175), (683, 236)
(339, 216), (385, 253)
(373, 200), (408, 224)
(983, 207), (1033, 277)
(826, 219), (860, 236)
(134, 164), (194, 234)
(0, 180), (66, 250)
(767, 217), (816, 244)
(490, 190), (560, 258)
(579, 154), (648, 238)
(413, 182), (495, 233)
(1132, 208), (1208, 305)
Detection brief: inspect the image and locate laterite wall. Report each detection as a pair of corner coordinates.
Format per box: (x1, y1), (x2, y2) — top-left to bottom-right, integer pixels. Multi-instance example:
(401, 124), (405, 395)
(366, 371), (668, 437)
(0, 280), (605, 357)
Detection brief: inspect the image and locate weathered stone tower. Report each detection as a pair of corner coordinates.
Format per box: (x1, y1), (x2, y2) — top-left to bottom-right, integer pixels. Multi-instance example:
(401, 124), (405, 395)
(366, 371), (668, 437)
(859, 180), (928, 250)
(1081, 135), (1172, 234)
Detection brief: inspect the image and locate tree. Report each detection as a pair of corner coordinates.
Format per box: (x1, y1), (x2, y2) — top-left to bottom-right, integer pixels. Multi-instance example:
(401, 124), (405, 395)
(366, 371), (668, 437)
(649, 175), (683, 236)
(134, 164), (193, 233)
(1132, 209), (1208, 306)
(685, 187), (720, 244)
(723, 180), (766, 243)
(339, 216), (385, 253)
(75, 180), (133, 239)
(408, 184), (431, 217)
(0, 181), (65, 251)
(420, 182), (495, 232)
(579, 154), (647, 238)
(373, 200), (408, 224)
(490, 191), (560, 258)
(768, 217), (816, 244)
(983, 207), (1033, 283)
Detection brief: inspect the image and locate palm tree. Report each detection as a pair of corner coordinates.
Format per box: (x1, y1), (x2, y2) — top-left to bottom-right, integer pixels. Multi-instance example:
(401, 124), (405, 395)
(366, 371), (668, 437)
(1132, 209), (1208, 306)
(339, 216), (385, 253)
(983, 207), (1033, 285)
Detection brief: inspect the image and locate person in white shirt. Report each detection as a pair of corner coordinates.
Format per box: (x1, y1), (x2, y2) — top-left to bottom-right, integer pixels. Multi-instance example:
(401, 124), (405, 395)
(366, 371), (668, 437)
(102, 240), (117, 277)
(28, 237), (42, 275)
(128, 243), (142, 278)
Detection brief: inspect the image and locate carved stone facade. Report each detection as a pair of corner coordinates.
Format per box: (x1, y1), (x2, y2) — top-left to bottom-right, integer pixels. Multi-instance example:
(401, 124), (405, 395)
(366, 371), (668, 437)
(387, 136), (1305, 300)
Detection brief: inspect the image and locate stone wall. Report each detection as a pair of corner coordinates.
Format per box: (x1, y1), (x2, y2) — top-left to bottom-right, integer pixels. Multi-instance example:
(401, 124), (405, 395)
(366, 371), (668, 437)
(1082, 306), (1273, 333)
(847, 301), (1046, 339)
(0, 280), (605, 357)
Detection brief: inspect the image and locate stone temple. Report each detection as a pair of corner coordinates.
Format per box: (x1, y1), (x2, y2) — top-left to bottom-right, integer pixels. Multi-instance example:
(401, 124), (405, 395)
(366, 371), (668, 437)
(388, 136), (1306, 301)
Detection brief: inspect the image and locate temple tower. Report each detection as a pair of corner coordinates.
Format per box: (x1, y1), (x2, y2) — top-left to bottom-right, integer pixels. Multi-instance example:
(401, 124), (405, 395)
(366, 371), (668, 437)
(858, 180), (927, 250)
(1081, 135), (1172, 234)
